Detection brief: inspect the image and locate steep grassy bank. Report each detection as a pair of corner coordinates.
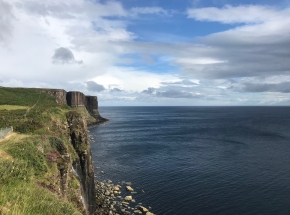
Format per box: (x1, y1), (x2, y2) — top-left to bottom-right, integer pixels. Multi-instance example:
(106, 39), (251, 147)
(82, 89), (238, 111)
(0, 87), (96, 215)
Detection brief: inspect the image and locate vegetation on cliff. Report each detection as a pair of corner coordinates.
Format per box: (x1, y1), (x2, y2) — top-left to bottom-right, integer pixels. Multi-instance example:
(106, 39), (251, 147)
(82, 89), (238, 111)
(0, 87), (96, 215)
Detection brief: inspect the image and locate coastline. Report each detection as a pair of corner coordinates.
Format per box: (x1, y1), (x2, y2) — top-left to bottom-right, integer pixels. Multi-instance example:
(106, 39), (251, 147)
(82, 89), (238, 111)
(0, 86), (154, 215)
(89, 121), (154, 215)
(94, 179), (153, 215)
(87, 117), (109, 128)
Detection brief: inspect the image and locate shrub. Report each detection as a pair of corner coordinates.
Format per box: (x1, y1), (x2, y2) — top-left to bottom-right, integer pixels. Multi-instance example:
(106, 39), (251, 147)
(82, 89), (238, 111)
(49, 137), (67, 155)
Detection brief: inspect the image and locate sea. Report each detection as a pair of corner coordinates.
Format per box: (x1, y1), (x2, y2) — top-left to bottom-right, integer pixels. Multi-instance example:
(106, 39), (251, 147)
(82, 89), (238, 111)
(89, 107), (290, 215)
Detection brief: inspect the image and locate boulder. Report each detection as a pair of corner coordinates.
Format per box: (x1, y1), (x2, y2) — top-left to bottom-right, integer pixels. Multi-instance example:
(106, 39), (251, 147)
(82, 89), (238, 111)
(126, 186), (134, 192)
(139, 206), (148, 212)
(124, 196), (132, 201)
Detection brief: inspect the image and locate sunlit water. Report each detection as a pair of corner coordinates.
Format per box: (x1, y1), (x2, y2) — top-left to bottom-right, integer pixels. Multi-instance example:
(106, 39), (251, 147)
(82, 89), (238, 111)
(90, 107), (290, 215)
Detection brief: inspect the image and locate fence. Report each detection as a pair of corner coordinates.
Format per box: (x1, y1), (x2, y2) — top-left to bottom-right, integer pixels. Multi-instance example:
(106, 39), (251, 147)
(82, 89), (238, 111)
(0, 126), (13, 139)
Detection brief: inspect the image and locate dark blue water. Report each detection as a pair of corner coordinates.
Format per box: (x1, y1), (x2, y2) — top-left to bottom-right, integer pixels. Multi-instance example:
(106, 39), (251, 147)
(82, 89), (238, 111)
(90, 107), (290, 215)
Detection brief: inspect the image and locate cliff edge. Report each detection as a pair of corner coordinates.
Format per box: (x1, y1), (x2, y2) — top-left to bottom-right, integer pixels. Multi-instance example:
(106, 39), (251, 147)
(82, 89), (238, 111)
(40, 89), (108, 125)
(0, 87), (105, 215)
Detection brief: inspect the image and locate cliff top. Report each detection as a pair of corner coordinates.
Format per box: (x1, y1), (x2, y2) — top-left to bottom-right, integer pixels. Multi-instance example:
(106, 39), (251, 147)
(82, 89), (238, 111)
(0, 86), (102, 215)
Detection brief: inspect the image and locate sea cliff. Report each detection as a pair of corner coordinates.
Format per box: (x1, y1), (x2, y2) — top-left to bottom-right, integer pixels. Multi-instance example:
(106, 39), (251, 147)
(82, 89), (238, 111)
(40, 89), (107, 125)
(0, 86), (106, 215)
(0, 87), (152, 215)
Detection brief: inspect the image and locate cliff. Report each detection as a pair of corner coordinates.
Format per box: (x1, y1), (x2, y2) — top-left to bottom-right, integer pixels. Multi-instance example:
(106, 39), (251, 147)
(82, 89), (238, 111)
(44, 89), (67, 105)
(67, 111), (96, 214)
(40, 89), (107, 125)
(0, 86), (106, 215)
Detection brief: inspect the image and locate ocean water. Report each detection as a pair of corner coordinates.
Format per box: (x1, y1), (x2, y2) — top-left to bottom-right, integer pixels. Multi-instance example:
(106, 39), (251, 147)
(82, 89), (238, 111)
(90, 107), (290, 215)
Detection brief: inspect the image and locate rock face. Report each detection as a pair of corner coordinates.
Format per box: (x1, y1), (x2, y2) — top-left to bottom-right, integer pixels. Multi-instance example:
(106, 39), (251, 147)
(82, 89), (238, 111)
(66, 91), (87, 107)
(40, 89), (67, 105)
(39, 88), (108, 214)
(41, 89), (107, 125)
(85, 96), (98, 114)
(66, 111), (96, 215)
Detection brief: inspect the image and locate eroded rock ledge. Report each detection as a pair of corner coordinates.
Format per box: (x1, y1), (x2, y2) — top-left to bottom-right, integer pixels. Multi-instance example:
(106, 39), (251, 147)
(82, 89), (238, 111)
(41, 88), (107, 214)
(67, 111), (96, 215)
(40, 89), (108, 125)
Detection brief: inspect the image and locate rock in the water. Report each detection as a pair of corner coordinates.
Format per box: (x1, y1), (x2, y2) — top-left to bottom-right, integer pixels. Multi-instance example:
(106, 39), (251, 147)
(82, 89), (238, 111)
(134, 210), (142, 214)
(139, 206), (148, 212)
(126, 186), (134, 192)
(146, 212), (154, 215)
(114, 186), (120, 191)
(124, 196), (132, 201)
(105, 191), (111, 196)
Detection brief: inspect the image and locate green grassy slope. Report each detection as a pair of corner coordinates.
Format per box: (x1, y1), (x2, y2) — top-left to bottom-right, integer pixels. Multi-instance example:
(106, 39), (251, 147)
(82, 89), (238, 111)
(0, 87), (84, 215)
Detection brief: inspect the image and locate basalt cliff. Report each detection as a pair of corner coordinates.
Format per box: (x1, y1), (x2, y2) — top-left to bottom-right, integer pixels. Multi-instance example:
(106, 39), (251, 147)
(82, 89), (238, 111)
(0, 86), (107, 215)
(41, 89), (107, 125)
(41, 88), (108, 214)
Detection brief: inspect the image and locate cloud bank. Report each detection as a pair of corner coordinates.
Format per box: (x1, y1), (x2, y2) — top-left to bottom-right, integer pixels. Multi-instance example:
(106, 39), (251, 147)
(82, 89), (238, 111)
(0, 0), (290, 105)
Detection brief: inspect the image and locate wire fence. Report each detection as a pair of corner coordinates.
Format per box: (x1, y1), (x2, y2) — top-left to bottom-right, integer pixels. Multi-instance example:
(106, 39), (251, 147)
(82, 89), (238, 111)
(0, 126), (13, 139)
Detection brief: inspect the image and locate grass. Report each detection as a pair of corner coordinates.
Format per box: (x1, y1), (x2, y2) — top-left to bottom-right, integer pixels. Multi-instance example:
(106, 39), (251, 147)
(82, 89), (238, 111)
(0, 87), (85, 215)
(0, 134), (82, 215)
(0, 105), (28, 111)
(0, 183), (82, 215)
(0, 87), (71, 135)
(75, 107), (97, 125)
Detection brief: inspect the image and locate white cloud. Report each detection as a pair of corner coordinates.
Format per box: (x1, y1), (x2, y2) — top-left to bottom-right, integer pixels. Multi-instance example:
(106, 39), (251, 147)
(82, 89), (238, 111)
(175, 57), (226, 65)
(131, 7), (168, 16)
(187, 5), (287, 24)
(92, 67), (180, 92)
(180, 4), (290, 81)
(15, 0), (128, 18)
(0, 0), (14, 44)
(0, 0), (131, 84)
(1, 1), (290, 105)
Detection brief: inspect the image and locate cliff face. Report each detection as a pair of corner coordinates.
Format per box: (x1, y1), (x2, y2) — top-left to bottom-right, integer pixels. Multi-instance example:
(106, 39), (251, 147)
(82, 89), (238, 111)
(40, 89), (67, 105)
(38, 88), (109, 214)
(66, 91), (87, 108)
(66, 111), (96, 215)
(0, 86), (104, 215)
(40, 88), (107, 214)
(85, 96), (98, 114)
(41, 89), (106, 125)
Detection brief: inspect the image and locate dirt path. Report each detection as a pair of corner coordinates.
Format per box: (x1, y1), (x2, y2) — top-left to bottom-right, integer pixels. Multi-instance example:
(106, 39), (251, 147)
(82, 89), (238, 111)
(23, 94), (41, 118)
(0, 132), (27, 144)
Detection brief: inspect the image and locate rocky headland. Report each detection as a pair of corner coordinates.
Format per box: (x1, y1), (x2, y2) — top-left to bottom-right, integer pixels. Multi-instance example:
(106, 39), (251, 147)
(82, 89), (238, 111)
(40, 89), (108, 125)
(0, 86), (154, 215)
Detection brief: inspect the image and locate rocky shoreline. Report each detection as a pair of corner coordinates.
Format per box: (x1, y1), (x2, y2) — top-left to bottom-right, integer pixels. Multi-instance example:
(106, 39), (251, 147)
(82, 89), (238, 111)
(94, 178), (154, 215)
(88, 119), (154, 215)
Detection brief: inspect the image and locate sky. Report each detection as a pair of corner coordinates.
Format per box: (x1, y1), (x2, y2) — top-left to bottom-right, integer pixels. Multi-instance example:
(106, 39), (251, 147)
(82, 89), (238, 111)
(1, 0), (290, 106)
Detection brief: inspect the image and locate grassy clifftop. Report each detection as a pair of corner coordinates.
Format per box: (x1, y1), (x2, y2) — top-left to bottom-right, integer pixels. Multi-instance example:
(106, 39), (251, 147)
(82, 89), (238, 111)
(0, 87), (92, 215)
(0, 87), (70, 135)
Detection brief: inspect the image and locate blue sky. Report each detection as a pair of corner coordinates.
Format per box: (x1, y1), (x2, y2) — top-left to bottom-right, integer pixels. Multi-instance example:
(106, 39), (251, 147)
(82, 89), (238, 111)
(1, 0), (290, 105)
